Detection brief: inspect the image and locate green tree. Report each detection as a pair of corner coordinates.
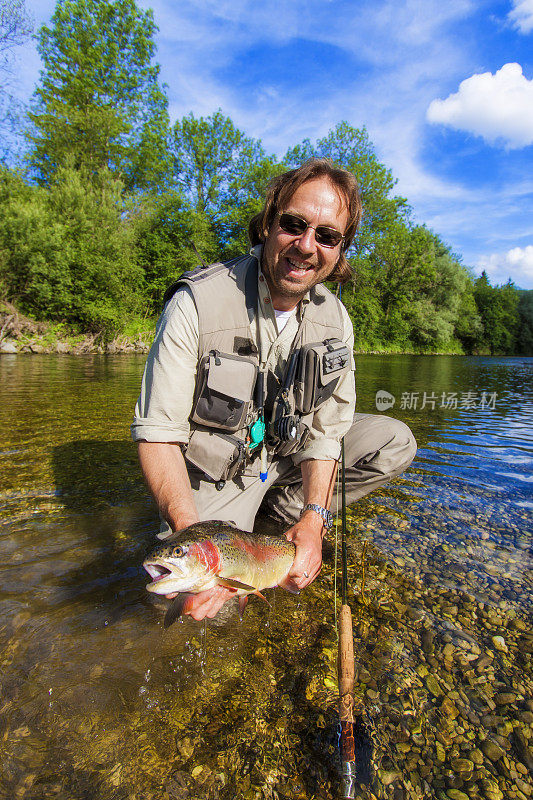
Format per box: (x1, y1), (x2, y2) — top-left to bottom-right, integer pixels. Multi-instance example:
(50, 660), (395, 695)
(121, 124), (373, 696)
(171, 110), (281, 256)
(0, 163), (143, 334)
(133, 190), (219, 312)
(474, 272), (519, 354)
(27, 0), (170, 190)
(408, 233), (483, 351)
(515, 290), (533, 355)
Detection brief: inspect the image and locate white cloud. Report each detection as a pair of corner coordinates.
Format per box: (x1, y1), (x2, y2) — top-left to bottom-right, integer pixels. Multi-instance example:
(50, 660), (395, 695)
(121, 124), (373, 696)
(427, 63), (533, 148)
(508, 0), (533, 34)
(477, 245), (533, 287)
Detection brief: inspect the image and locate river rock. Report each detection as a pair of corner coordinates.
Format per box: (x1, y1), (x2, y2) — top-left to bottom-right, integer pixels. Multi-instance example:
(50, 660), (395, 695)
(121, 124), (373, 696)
(446, 790), (469, 800)
(450, 758), (474, 775)
(421, 629), (435, 654)
(0, 340), (17, 353)
(441, 696), (460, 719)
(481, 740), (505, 761)
(494, 692), (516, 705)
(426, 675), (443, 697)
(491, 636), (508, 653)
(380, 769), (402, 786)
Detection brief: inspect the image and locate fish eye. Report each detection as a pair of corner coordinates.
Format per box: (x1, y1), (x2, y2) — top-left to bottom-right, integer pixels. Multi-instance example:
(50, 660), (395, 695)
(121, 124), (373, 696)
(172, 545), (188, 558)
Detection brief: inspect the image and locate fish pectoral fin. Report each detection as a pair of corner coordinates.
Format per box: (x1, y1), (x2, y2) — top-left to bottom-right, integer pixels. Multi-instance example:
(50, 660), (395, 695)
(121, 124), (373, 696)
(164, 593), (194, 628)
(237, 592), (270, 617)
(253, 589), (270, 606)
(216, 577), (257, 592)
(215, 578), (271, 607)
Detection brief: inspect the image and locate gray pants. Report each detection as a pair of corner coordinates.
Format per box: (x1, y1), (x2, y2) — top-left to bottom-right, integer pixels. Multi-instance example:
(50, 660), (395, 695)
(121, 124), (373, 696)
(177, 413), (417, 533)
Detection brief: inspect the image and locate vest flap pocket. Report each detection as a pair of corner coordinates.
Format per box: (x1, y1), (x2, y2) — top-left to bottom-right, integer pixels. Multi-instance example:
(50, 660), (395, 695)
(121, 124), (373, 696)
(207, 353), (256, 401)
(318, 340), (351, 384)
(185, 429), (246, 483)
(191, 351), (257, 433)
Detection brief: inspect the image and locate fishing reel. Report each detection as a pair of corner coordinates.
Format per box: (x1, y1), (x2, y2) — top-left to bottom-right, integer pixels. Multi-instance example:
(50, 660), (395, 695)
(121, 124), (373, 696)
(271, 414), (299, 441)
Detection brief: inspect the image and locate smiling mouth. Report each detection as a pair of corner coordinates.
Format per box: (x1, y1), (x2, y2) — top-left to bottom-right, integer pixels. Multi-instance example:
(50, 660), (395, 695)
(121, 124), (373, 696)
(285, 257), (314, 273)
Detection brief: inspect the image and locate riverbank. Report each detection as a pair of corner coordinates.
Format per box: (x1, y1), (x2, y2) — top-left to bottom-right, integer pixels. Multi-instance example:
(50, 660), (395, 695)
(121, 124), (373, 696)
(0, 301), (153, 355)
(0, 300), (489, 356)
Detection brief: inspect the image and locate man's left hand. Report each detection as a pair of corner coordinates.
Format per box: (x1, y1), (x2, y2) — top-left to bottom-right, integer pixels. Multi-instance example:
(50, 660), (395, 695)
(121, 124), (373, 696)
(282, 513), (324, 591)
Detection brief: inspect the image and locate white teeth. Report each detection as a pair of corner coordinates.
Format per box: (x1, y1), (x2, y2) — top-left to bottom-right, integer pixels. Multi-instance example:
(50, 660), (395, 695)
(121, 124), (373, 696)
(287, 258), (311, 271)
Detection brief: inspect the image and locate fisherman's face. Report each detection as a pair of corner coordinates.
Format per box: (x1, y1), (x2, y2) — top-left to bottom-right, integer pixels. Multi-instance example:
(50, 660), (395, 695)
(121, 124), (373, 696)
(261, 176), (349, 312)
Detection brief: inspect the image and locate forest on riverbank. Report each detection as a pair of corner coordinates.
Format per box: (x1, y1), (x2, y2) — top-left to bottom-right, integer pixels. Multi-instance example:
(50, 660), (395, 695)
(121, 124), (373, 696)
(1, 0), (532, 355)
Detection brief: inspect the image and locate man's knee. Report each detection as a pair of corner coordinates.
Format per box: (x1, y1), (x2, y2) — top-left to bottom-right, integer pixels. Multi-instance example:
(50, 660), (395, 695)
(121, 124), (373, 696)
(344, 413), (417, 478)
(384, 417), (417, 473)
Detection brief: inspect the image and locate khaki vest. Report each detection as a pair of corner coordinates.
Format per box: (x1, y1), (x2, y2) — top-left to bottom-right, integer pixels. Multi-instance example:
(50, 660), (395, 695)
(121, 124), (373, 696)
(165, 253), (346, 481)
(168, 252), (345, 363)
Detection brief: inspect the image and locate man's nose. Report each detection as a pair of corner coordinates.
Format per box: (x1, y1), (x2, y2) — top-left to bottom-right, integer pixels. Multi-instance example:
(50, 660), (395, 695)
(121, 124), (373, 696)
(294, 226), (317, 254)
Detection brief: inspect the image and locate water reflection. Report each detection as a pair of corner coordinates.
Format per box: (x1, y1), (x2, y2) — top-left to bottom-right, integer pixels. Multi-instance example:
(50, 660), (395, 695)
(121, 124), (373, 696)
(0, 354), (531, 799)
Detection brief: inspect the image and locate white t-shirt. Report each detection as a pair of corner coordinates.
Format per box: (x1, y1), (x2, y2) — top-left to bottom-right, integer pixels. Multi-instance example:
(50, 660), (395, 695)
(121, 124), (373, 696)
(274, 306), (296, 333)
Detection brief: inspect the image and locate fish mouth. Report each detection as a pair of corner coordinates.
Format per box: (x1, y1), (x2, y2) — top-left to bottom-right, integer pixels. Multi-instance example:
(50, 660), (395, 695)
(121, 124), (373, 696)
(144, 562), (173, 582)
(143, 560), (184, 594)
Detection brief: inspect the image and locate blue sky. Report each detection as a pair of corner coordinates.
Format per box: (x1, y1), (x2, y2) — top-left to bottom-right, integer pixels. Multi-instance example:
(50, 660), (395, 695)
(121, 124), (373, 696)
(11, 0), (533, 288)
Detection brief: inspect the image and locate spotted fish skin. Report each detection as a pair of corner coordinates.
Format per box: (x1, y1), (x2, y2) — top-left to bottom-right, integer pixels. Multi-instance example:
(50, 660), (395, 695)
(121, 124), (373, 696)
(143, 520), (296, 599)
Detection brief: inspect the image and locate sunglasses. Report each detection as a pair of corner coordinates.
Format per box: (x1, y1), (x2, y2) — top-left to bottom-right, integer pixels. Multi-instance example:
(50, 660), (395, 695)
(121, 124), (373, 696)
(278, 212), (344, 248)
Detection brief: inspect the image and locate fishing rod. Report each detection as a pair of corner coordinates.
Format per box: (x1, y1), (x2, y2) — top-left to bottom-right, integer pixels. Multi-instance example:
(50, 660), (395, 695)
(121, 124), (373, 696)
(337, 439), (356, 799)
(336, 284), (356, 799)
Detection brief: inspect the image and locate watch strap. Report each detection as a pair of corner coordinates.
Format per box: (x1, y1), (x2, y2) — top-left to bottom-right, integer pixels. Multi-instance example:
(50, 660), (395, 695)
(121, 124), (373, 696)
(301, 503), (333, 530)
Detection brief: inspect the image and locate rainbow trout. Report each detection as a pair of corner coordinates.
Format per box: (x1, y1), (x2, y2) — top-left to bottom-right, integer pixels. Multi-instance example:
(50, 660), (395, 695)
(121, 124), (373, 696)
(143, 520), (296, 626)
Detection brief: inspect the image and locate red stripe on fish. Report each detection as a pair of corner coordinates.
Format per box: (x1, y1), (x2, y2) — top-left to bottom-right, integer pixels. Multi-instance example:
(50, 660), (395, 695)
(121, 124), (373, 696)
(199, 539), (221, 572)
(234, 537), (280, 563)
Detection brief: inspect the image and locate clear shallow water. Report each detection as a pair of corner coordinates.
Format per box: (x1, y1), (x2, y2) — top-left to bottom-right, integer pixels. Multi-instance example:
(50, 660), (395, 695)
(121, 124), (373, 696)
(0, 354), (531, 800)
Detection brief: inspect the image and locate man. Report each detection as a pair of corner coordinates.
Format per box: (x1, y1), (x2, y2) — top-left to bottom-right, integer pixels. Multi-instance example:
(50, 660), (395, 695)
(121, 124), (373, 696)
(132, 158), (416, 620)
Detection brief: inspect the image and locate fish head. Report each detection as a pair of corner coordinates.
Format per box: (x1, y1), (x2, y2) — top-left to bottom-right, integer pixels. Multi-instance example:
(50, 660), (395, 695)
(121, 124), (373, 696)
(143, 536), (219, 595)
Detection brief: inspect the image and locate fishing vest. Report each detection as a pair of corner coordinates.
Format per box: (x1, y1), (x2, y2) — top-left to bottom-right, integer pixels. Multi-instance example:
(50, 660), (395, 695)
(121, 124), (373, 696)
(164, 252), (351, 485)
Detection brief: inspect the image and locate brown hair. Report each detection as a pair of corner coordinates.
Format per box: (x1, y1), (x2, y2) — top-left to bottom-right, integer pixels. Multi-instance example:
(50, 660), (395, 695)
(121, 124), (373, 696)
(248, 157), (362, 283)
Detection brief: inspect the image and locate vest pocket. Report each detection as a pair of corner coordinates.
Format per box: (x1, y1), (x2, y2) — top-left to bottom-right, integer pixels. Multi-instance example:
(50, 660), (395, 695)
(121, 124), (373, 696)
(293, 339), (351, 414)
(185, 428), (247, 483)
(190, 351), (257, 433)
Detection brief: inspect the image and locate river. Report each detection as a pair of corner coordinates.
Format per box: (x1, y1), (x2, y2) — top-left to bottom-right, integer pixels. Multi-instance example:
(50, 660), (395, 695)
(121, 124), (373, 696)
(0, 354), (531, 800)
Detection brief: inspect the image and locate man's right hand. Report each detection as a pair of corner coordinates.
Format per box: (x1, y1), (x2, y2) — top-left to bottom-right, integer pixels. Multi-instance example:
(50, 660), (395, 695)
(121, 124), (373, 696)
(165, 586), (236, 620)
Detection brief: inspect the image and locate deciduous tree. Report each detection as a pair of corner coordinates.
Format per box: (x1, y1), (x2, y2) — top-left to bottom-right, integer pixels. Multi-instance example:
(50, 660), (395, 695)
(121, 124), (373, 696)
(171, 110), (282, 255)
(0, 163), (143, 334)
(27, 0), (170, 190)
(474, 272), (519, 354)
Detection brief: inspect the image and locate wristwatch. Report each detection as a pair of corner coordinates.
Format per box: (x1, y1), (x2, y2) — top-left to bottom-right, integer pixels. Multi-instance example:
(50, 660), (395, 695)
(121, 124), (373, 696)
(301, 503), (333, 531)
